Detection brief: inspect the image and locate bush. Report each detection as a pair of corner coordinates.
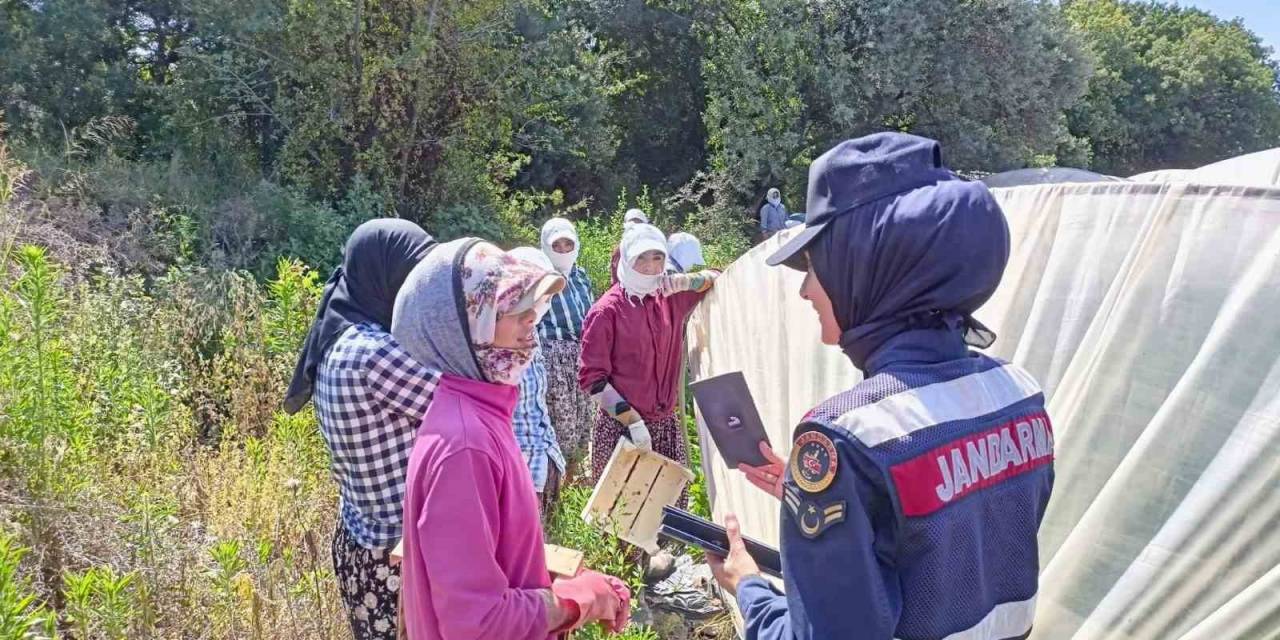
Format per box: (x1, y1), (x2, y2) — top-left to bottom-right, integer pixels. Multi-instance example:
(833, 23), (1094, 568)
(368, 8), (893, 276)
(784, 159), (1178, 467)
(0, 245), (341, 639)
(430, 202), (517, 245)
(0, 118), (31, 205)
(0, 210), (730, 639)
(204, 182), (354, 278)
(0, 534), (55, 640)
(575, 213), (623, 290)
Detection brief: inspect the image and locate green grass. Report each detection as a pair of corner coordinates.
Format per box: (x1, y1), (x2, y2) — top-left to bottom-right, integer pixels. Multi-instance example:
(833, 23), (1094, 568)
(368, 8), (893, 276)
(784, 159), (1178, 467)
(544, 486), (656, 639)
(0, 173), (743, 637)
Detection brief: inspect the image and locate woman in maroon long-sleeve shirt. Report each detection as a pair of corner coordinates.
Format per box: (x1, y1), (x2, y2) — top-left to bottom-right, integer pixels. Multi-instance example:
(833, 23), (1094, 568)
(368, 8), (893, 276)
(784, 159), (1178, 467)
(578, 223), (718, 504)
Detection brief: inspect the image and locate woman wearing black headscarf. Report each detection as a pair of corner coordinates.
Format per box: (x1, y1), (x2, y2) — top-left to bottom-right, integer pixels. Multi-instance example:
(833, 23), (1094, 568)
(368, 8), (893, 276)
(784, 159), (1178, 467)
(711, 134), (1054, 640)
(284, 218), (438, 640)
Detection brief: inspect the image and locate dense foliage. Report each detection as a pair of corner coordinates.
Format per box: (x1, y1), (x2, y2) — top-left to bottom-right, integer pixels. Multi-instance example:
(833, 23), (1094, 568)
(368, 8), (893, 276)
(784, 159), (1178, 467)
(1063, 0), (1280, 174)
(3, 0), (1275, 277)
(0, 1), (1278, 637)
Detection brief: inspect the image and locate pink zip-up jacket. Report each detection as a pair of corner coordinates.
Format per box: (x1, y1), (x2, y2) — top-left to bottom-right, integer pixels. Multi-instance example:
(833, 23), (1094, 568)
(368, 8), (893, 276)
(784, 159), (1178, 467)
(400, 373), (554, 640)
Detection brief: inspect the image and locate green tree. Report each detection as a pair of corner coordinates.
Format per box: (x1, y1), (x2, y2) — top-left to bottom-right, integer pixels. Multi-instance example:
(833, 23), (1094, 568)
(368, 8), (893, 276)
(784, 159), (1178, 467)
(166, 0), (631, 238)
(564, 0), (711, 198)
(0, 0), (195, 146)
(0, 0), (142, 143)
(1065, 0), (1280, 175)
(690, 0), (1090, 212)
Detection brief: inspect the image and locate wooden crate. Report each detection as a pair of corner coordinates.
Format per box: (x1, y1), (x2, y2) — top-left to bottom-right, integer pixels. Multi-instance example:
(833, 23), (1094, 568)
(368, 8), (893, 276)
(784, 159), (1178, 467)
(581, 440), (695, 554)
(544, 544), (585, 578)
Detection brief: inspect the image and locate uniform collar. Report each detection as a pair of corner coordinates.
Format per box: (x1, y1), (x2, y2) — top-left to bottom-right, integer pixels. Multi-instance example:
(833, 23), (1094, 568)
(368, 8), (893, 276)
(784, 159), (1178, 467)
(860, 327), (970, 377)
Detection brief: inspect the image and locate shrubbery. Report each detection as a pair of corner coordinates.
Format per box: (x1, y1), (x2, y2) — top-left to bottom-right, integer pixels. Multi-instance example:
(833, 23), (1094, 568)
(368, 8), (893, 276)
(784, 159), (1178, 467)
(0, 232), (708, 637)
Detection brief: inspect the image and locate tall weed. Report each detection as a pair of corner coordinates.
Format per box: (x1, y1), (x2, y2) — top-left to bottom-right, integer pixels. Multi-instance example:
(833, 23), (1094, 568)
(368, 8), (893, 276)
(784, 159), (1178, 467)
(63, 565), (137, 639)
(0, 534), (55, 640)
(0, 244), (342, 639)
(0, 246), (88, 494)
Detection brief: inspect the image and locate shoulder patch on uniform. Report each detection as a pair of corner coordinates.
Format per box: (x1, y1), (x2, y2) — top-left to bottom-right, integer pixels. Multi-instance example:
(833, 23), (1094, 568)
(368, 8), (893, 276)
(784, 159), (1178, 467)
(784, 484), (846, 539)
(790, 430), (838, 493)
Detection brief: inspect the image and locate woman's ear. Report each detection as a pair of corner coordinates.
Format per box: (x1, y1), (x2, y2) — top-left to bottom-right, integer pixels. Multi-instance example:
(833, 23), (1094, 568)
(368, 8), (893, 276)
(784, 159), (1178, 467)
(801, 263), (842, 346)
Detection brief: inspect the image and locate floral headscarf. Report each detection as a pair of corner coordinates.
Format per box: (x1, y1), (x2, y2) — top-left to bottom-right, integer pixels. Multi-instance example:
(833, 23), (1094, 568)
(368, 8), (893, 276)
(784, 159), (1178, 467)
(461, 242), (564, 385)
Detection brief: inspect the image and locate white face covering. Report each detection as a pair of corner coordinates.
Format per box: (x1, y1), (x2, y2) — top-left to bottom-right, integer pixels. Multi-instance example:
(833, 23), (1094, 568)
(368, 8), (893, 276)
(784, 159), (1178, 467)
(539, 218), (580, 274)
(617, 224), (667, 302)
(623, 208), (649, 231)
(767, 188), (781, 206)
(548, 249), (576, 274)
(666, 232), (705, 274)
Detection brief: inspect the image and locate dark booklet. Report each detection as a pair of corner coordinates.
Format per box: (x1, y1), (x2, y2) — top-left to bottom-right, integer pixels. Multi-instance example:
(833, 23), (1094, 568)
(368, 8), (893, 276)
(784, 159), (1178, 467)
(659, 506), (783, 578)
(689, 371), (772, 468)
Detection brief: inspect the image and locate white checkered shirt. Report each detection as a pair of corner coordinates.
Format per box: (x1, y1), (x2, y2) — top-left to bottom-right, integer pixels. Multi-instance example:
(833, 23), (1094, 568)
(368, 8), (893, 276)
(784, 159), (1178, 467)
(314, 323), (440, 548)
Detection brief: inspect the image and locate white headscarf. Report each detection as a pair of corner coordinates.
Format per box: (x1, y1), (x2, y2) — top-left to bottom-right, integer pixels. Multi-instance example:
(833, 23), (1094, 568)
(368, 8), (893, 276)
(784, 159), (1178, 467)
(623, 208), (649, 231)
(767, 188), (782, 205)
(539, 218), (579, 274)
(616, 223), (667, 302)
(509, 246), (555, 273)
(666, 232), (705, 274)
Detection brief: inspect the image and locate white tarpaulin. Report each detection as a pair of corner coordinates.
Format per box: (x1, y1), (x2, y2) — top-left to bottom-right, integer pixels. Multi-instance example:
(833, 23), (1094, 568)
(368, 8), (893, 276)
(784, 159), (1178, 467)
(1129, 148), (1280, 188)
(686, 180), (1280, 639)
(981, 167), (1122, 188)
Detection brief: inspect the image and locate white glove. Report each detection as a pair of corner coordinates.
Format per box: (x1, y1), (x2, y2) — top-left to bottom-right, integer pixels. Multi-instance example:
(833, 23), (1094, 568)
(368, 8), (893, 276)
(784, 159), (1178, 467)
(658, 270), (719, 296)
(628, 421), (653, 450)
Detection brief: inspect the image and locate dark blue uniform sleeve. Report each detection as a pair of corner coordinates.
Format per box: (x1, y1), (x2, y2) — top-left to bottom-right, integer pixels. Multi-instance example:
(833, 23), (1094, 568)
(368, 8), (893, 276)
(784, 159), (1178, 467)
(737, 576), (792, 639)
(736, 429), (902, 640)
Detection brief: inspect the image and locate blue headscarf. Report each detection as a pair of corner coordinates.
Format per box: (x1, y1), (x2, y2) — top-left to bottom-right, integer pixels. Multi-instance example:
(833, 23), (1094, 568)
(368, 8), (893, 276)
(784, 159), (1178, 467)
(805, 134), (1009, 374)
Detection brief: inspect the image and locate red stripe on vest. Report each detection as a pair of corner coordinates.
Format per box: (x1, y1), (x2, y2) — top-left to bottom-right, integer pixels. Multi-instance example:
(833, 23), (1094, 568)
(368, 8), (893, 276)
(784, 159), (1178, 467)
(891, 412), (1054, 517)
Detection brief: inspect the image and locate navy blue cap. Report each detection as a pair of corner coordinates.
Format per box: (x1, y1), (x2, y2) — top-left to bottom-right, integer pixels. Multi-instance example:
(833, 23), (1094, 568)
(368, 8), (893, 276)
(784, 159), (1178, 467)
(767, 132), (951, 270)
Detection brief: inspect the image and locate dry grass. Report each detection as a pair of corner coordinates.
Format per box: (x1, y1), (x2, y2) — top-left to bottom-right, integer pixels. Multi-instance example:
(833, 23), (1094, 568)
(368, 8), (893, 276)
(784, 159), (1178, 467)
(0, 217), (696, 639)
(0, 145), (729, 636)
(0, 224), (353, 639)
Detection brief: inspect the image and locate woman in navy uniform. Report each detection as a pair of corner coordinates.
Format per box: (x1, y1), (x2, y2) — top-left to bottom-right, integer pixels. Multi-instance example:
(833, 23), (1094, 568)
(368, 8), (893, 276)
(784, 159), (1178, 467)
(711, 133), (1054, 640)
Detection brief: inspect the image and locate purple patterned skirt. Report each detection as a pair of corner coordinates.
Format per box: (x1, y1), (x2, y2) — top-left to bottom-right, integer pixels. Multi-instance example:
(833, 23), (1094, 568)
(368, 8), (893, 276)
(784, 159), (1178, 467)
(544, 339), (595, 477)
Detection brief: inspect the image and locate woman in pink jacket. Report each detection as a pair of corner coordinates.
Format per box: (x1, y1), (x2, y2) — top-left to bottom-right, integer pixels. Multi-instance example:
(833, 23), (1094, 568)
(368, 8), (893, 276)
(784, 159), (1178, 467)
(391, 238), (631, 639)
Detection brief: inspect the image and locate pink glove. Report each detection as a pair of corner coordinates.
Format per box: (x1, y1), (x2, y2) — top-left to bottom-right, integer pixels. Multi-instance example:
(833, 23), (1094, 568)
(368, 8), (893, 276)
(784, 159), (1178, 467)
(604, 573), (632, 632)
(551, 570), (630, 632)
